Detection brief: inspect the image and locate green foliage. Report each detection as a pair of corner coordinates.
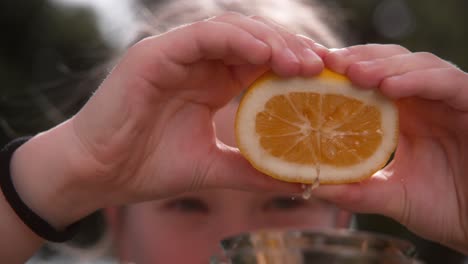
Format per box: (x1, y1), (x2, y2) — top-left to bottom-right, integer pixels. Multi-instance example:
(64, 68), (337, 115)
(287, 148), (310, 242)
(334, 0), (468, 70)
(0, 0), (114, 145)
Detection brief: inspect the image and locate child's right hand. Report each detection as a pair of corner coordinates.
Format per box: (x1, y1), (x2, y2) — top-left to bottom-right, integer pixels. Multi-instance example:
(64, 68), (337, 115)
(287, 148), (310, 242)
(18, 13), (326, 226)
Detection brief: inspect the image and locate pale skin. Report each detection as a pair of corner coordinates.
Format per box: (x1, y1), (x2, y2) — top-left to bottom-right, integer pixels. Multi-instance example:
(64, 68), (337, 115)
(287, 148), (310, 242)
(107, 191), (347, 263)
(314, 45), (468, 253)
(0, 13), (467, 262)
(103, 103), (351, 263)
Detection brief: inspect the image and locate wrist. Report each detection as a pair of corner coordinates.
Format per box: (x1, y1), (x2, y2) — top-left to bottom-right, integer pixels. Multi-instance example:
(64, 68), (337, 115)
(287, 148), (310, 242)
(10, 121), (104, 230)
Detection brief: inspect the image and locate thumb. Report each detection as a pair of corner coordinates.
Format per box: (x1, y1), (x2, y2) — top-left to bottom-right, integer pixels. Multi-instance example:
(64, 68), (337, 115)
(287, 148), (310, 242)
(204, 141), (302, 194)
(310, 168), (406, 222)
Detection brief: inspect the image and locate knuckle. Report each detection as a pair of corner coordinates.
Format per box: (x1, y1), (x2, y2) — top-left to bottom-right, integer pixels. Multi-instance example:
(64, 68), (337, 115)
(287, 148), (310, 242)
(218, 11), (244, 19)
(386, 44), (410, 53)
(347, 62), (361, 74)
(191, 20), (208, 28)
(414, 51), (438, 61)
(448, 67), (466, 83)
(130, 37), (150, 50)
(189, 20), (215, 34)
(348, 61), (372, 75)
(337, 45), (362, 57)
(250, 15), (267, 22)
(415, 52), (456, 68)
(252, 15), (284, 30)
(352, 44), (409, 55)
(379, 77), (396, 93)
(127, 36), (157, 56)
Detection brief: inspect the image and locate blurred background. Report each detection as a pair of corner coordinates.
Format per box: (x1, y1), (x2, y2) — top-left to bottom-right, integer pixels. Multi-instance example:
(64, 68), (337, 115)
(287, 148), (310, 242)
(1, 0), (467, 263)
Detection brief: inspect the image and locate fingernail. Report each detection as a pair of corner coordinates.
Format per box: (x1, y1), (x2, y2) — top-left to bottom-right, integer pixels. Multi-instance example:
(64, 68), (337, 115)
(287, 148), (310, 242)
(311, 43), (330, 57)
(329, 48), (350, 57)
(302, 48), (322, 64)
(313, 42), (328, 49)
(284, 48), (300, 64)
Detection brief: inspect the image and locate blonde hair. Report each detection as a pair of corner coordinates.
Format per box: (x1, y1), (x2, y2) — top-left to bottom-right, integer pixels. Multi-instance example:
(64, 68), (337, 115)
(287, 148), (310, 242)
(136, 0), (344, 48)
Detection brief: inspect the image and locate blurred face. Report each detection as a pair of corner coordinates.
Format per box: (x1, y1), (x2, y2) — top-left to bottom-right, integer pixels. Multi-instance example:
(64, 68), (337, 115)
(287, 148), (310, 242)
(108, 102), (351, 263)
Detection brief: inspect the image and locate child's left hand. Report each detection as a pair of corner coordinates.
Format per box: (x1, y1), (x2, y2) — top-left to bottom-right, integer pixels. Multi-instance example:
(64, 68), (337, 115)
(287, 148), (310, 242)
(313, 44), (468, 254)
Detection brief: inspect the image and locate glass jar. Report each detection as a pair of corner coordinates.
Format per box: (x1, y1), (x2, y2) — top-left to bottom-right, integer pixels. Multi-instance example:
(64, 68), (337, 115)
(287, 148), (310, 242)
(211, 229), (422, 264)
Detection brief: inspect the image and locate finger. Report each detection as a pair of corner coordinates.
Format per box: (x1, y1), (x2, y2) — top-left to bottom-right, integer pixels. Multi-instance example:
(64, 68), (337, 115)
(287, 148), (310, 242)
(156, 20), (272, 65)
(204, 142), (302, 194)
(296, 34), (330, 58)
(325, 44), (410, 74)
(309, 171), (404, 217)
(251, 15), (323, 76)
(128, 20), (273, 79)
(309, 134), (411, 222)
(346, 52), (454, 88)
(208, 13), (302, 76)
(310, 133), (424, 225)
(380, 67), (468, 111)
(230, 64), (270, 90)
(308, 134), (409, 219)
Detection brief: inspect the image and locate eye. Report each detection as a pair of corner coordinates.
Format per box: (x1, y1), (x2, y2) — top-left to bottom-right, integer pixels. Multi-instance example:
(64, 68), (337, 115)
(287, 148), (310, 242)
(165, 197), (210, 214)
(264, 196), (306, 211)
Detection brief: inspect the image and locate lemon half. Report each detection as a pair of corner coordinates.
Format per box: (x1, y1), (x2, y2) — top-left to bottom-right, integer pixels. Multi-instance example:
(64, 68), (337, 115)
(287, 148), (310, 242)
(235, 69), (398, 184)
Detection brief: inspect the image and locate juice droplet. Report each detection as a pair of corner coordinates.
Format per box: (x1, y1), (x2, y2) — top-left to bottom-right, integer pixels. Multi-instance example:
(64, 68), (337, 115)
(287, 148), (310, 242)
(301, 179), (320, 200)
(324, 146), (336, 159)
(301, 186), (313, 200)
(311, 179), (320, 190)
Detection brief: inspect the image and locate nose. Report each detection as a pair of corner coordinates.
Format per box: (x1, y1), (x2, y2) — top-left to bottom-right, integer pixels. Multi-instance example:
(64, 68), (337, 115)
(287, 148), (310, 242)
(204, 212), (258, 259)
